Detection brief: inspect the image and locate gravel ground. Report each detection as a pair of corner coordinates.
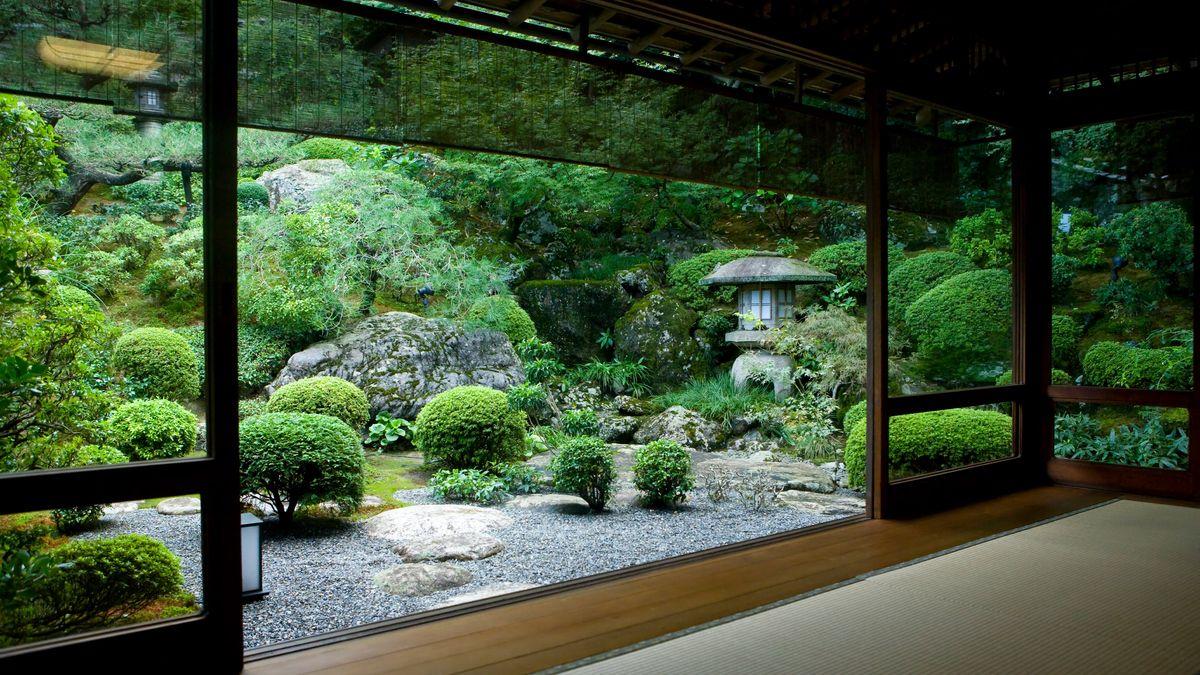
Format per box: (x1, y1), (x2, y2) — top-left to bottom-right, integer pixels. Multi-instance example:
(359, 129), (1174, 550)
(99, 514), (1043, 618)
(88, 488), (861, 650)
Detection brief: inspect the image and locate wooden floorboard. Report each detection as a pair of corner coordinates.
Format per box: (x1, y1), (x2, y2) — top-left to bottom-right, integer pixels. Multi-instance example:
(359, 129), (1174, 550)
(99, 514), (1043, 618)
(245, 485), (1113, 675)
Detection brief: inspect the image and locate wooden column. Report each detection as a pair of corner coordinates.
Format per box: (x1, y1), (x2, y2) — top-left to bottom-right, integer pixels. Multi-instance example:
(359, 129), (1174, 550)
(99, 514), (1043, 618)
(864, 75), (889, 518)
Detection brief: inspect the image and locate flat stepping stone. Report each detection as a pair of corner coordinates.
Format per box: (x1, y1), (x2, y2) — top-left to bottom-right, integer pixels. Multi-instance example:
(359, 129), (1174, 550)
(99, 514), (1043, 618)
(776, 490), (866, 516)
(104, 500), (142, 514)
(156, 496), (201, 515)
(372, 563), (472, 597)
(505, 493), (591, 515)
(434, 582), (539, 608)
(696, 457), (836, 494)
(393, 533), (505, 562)
(365, 504), (513, 541)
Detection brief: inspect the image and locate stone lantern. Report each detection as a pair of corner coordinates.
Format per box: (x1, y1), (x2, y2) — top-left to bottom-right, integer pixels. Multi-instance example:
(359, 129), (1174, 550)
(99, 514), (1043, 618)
(699, 253), (836, 401)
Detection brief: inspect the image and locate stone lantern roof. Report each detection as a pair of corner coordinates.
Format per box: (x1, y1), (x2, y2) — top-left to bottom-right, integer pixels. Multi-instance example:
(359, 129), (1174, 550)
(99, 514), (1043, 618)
(699, 252), (837, 286)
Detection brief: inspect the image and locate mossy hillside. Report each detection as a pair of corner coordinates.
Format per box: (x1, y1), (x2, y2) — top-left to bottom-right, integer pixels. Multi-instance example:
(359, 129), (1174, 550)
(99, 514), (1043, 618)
(515, 279), (633, 363)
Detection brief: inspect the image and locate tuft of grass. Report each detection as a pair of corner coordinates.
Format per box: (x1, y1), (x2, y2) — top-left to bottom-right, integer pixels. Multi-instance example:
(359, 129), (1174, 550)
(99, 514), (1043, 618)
(653, 373), (776, 429)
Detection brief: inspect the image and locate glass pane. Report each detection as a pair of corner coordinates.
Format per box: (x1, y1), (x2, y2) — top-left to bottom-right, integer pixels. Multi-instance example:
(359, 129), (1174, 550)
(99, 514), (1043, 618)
(887, 104), (1013, 393)
(1054, 404), (1189, 470)
(883, 405), (1016, 482)
(0, 495), (202, 648)
(1050, 115), (1195, 390)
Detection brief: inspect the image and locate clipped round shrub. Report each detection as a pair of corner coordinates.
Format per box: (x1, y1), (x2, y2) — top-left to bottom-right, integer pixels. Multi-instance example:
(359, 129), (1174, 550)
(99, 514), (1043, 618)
(842, 400), (867, 433)
(995, 369), (1072, 386)
(1051, 314), (1082, 371)
(108, 399), (198, 461)
(550, 435), (616, 511)
(844, 408), (1013, 489)
(267, 376), (370, 430)
(633, 440), (694, 507)
(1081, 341), (1192, 390)
(414, 385), (527, 469)
(236, 181), (270, 210)
(506, 382), (550, 424)
(54, 283), (102, 311)
(1051, 254), (1078, 300)
(295, 137), (362, 161)
(904, 269), (1011, 384)
(888, 251), (975, 323)
(97, 214), (161, 258)
(46, 534), (184, 620)
(467, 295), (537, 344)
(113, 327), (200, 401)
(808, 240), (904, 296)
(240, 412), (365, 525)
(667, 248), (754, 310)
(560, 408), (600, 437)
(949, 208), (1011, 268)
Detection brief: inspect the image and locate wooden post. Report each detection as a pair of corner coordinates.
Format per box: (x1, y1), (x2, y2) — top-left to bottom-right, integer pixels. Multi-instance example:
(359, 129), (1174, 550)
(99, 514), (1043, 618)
(865, 75), (889, 518)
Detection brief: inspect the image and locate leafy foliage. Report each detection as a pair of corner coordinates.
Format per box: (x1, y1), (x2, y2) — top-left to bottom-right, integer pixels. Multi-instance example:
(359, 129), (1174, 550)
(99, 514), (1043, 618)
(112, 327), (200, 402)
(666, 248), (754, 310)
(807, 240), (903, 296)
(949, 208), (1011, 268)
(413, 386), (527, 469)
(633, 440), (694, 507)
(1051, 314), (1082, 371)
(560, 408), (600, 437)
(239, 412), (365, 526)
(762, 306), (869, 400)
(267, 376), (370, 430)
(367, 412), (415, 452)
(108, 399), (198, 461)
(653, 374), (776, 431)
(1055, 412), (1188, 470)
(549, 435), (616, 511)
(505, 382), (551, 425)
(140, 226), (204, 306)
(565, 358), (650, 396)
(428, 468), (508, 504)
(1081, 341), (1192, 390)
(1109, 202), (1192, 281)
(1050, 254), (1078, 301)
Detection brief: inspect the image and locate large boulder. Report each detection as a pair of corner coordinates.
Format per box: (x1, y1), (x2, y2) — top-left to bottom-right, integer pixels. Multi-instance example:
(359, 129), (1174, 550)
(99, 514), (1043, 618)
(613, 292), (709, 385)
(633, 405), (724, 451)
(268, 312), (523, 419)
(256, 159), (349, 211)
(515, 280), (632, 363)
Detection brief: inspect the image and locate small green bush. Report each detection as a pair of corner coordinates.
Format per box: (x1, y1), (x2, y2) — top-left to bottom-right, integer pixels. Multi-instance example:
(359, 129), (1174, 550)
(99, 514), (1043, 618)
(240, 412), (365, 525)
(1094, 278), (1164, 321)
(1109, 202), (1192, 280)
(492, 462), (542, 495)
(428, 468), (508, 504)
(414, 386), (527, 469)
(887, 251), (975, 323)
(97, 214), (161, 259)
(267, 376), (370, 430)
(808, 240), (904, 296)
(108, 399), (198, 461)
(550, 435), (616, 511)
(61, 250), (129, 297)
(633, 440), (694, 507)
(1055, 413), (1187, 470)
(667, 248), (754, 310)
(295, 137), (362, 161)
(949, 208), (1011, 268)
(560, 408), (600, 437)
(506, 382), (550, 424)
(1051, 254), (1078, 300)
(467, 295), (537, 344)
(140, 227), (203, 304)
(113, 327), (200, 402)
(904, 269), (1011, 384)
(1081, 341), (1192, 390)
(844, 408), (1013, 488)
(994, 369), (1072, 386)
(652, 373), (777, 430)
(236, 181), (270, 210)
(842, 400), (867, 433)
(1051, 314), (1082, 371)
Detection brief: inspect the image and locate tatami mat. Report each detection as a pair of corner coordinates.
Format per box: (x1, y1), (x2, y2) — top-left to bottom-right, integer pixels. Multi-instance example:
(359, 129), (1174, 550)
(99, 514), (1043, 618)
(564, 500), (1200, 675)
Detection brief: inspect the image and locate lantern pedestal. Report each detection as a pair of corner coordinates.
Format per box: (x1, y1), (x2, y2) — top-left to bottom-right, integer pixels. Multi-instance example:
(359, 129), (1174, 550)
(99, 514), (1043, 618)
(731, 350), (794, 401)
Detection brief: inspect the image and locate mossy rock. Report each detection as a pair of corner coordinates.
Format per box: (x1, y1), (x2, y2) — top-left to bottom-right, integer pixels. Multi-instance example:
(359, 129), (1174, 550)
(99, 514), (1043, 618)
(613, 291), (709, 387)
(515, 279), (633, 364)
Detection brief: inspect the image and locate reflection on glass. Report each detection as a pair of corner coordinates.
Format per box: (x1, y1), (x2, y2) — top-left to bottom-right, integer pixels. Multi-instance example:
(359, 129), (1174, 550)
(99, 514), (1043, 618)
(0, 497), (201, 648)
(1054, 404), (1189, 471)
(1050, 116), (1194, 390)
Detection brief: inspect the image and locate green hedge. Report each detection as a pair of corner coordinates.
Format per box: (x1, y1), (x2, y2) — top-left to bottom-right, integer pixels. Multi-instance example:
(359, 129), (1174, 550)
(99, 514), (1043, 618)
(904, 269), (1011, 384)
(240, 412), (365, 525)
(1081, 341), (1192, 390)
(844, 408), (1013, 489)
(888, 251), (975, 324)
(808, 240), (904, 296)
(108, 399), (198, 461)
(466, 295), (537, 344)
(414, 386), (527, 469)
(995, 369), (1072, 386)
(113, 327), (200, 402)
(267, 376), (370, 429)
(667, 248), (754, 310)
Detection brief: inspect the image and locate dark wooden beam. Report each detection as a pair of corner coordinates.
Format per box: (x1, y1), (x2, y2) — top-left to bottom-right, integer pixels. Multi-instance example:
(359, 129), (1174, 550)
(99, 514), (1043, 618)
(831, 79), (865, 101)
(570, 8), (616, 43)
(680, 37), (721, 66)
(721, 49), (759, 75)
(864, 74), (888, 519)
(508, 0), (547, 27)
(628, 24), (671, 55)
(760, 61), (795, 87)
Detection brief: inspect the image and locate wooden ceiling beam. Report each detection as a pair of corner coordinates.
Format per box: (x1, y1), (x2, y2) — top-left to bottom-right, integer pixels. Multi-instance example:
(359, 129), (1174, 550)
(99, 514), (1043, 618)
(831, 79), (864, 101)
(680, 37), (721, 66)
(802, 69), (835, 91)
(628, 24), (671, 56)
(760, 61), (795, 87)
(570, 8), (617, 42)
(508, 0), (548, 27)
(721, 49), (760, 75)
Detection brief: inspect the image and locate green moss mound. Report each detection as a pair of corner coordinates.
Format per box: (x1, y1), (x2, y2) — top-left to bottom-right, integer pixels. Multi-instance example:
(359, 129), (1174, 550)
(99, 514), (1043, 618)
(904, 269), (1011, 384)
(113, 327), (200, 402)
(267, 376), (370, 430)
(467, 295), (537, 344)
(888, 251), (975, 323)
(237, 181), (271, 210)
(239, 412), (365, 525)
(666, 248), (755, 310)
(108, 399), (198, 461)
(414, 385), (527, 469)
(1081, 341), (1192, 390)
(844, 408), (1013, 489)
(808, 240), (904, 295)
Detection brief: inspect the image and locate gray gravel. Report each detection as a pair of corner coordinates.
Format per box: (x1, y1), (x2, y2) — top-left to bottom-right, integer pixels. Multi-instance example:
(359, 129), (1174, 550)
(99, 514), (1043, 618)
(87, 488), (860, 650)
